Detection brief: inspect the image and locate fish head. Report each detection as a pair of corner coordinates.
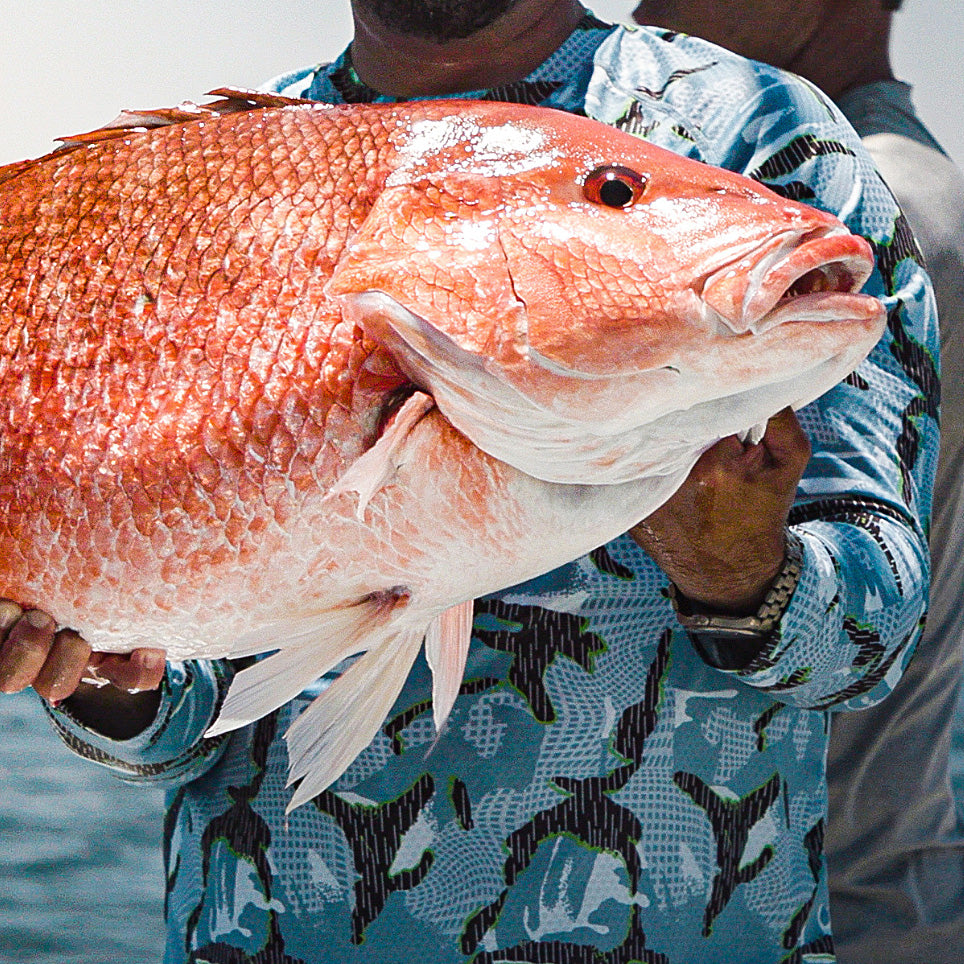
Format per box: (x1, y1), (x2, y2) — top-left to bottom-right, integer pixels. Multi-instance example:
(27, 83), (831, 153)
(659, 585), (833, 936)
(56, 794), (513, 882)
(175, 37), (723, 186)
(329, 102), (886, 484)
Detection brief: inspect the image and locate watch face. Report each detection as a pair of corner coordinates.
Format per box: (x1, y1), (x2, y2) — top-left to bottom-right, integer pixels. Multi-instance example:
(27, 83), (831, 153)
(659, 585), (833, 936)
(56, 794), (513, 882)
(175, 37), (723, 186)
(687, 627), (773, 672)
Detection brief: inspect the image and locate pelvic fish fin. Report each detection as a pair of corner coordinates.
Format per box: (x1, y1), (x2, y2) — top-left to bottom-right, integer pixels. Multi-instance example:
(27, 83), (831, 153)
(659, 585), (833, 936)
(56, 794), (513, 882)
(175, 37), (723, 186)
(224, 607), (370, 660)
(283, 626), (427, 812)
(205, 608), (372, 739)
(329, 391), (435, 520)
(424, 599), (475, 734)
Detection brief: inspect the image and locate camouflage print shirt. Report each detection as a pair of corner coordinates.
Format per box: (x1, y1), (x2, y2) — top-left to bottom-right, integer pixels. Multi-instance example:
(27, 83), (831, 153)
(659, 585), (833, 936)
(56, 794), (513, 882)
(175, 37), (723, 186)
(46, 14), (939, 964)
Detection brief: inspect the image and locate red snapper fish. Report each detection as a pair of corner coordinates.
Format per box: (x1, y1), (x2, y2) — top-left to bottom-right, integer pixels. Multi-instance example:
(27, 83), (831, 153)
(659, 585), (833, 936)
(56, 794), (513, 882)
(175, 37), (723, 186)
(0, 91), (884, 809)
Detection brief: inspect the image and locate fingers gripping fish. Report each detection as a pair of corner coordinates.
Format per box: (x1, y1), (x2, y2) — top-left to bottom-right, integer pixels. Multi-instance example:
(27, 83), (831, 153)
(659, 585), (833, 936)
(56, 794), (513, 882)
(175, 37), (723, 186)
(0, 90), (885, 809)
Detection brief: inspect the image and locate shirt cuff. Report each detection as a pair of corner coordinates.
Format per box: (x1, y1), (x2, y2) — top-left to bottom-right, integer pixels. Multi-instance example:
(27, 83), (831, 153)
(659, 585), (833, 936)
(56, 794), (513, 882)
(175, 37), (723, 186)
(43, 659), (235, 784)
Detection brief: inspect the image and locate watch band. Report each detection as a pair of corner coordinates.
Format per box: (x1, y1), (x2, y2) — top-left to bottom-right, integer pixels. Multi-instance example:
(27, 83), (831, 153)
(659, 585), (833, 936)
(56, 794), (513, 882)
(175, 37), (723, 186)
(667, 530), (805, 640)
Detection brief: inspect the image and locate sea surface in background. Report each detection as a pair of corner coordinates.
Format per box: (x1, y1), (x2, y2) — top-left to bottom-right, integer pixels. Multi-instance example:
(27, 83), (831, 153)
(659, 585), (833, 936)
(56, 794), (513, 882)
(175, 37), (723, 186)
(1, 687), (964, 963)
(0, 692), (165, 964)
(955, 689), (964, 809)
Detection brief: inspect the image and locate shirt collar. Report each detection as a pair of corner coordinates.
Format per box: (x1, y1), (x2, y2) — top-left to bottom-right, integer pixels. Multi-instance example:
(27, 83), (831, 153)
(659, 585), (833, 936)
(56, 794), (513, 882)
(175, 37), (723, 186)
(301, 10), (614, 107)
(836, 79), (946, 155)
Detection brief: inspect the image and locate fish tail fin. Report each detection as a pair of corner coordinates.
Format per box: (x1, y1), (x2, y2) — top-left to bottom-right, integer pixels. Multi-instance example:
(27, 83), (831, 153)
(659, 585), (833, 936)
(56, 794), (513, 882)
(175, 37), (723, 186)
(283, 626), (427, 812)
(424, 599), (475, 734)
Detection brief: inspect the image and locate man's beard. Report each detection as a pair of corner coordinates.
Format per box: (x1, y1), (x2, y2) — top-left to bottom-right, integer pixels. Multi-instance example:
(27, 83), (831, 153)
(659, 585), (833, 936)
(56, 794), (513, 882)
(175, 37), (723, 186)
(359, 0), (522, 41)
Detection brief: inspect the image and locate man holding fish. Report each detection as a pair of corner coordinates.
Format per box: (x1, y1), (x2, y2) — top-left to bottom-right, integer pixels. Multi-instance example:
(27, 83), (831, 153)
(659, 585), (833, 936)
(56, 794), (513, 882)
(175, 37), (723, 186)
(0, 1), (939, 961)
(631, 2), (964, 960)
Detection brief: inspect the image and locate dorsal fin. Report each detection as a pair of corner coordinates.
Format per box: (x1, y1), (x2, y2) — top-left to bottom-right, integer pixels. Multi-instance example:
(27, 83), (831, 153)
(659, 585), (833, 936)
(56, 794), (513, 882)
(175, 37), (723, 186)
(56, 87), (317, 149)
(204, 86), (317, 109)
(0, 158), (38, 188)
(0, 88), (320, 187)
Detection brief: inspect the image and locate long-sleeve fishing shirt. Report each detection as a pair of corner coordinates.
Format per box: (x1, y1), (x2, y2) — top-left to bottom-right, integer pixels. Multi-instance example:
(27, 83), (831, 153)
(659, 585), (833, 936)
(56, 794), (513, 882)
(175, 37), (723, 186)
(45, 15), (938, 964)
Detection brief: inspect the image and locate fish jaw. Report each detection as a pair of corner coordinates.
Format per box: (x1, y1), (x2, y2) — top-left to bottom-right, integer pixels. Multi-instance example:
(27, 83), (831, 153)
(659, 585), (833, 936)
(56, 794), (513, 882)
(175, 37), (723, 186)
(336, 256), (884, 487)
(328, 103), (885, 484)
(700, 227), (877, 334)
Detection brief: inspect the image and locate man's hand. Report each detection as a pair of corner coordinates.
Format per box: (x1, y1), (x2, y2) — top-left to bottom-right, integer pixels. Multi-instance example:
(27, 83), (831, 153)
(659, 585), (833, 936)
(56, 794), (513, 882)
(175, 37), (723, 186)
(0, 599), (167, 738)
(0, 600), (166, 701)
(630, 407), (810, 614)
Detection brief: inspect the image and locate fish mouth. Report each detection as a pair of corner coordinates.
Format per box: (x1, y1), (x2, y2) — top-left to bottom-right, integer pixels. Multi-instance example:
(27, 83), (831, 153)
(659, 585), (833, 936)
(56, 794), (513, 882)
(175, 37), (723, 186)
(702, 228), (876, 334)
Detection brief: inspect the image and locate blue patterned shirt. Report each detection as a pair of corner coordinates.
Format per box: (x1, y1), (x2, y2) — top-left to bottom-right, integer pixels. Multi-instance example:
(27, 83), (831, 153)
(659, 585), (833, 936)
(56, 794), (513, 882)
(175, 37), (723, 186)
(47, 15), (938, 964)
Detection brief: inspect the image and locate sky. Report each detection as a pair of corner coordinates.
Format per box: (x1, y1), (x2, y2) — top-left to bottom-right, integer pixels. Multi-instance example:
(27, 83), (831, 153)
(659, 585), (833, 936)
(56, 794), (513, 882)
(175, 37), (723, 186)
(1, 1), (961, 169)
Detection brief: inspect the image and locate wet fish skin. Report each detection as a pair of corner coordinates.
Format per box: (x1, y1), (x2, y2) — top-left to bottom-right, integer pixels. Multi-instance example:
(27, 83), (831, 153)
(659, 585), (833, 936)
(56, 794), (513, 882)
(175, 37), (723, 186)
(325, 105), (884, 483)
(0, 94), (885, 806)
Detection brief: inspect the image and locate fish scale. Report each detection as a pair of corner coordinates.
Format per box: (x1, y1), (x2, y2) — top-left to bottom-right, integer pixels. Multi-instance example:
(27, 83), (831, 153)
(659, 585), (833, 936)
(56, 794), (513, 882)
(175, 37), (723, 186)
(0, 91), (884, 807)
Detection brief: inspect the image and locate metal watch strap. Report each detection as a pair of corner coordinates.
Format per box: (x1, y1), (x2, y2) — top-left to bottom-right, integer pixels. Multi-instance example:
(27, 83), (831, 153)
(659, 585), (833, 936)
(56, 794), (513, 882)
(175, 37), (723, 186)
(667, 530), (805, 639)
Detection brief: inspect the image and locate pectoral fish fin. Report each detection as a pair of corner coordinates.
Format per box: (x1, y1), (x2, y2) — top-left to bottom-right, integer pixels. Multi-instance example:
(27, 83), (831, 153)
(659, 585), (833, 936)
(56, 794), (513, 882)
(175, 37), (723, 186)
(330, 391), (434, 519)
(424, 599), (474, 733)
(283, 626), (427, 812)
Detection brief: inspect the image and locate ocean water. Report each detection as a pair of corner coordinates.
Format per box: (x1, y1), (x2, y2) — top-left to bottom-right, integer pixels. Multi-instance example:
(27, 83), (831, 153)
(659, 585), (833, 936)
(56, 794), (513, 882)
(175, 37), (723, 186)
(954, 687), (964, 807)
(0, 692), (165, 964)
(2, 687), (964, 964)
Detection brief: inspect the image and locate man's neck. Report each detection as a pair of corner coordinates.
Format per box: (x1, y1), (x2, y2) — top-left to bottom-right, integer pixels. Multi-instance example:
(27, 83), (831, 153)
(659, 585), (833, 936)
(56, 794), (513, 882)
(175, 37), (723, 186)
(785, 5), (894, 100)
(349, 0), (587, 97)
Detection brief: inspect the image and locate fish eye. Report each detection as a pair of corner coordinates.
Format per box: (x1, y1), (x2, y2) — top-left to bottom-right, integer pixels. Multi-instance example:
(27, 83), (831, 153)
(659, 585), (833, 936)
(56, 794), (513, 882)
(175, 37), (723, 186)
(583, 165), (649, 208)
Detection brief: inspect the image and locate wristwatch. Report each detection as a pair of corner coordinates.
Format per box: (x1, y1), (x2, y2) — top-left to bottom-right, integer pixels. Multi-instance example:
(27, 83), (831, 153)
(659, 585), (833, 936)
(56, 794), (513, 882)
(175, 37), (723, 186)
(666, 531), (804, 671)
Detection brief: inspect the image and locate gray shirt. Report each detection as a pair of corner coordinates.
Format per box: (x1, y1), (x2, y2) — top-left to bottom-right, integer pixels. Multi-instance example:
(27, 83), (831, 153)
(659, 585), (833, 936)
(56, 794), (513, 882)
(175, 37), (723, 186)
(827, 78), (964, 964)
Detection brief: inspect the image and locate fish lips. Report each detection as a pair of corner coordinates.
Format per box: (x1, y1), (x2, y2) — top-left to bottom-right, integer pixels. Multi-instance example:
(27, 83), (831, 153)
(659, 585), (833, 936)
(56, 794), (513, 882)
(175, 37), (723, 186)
(701, 228), (877, 335)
